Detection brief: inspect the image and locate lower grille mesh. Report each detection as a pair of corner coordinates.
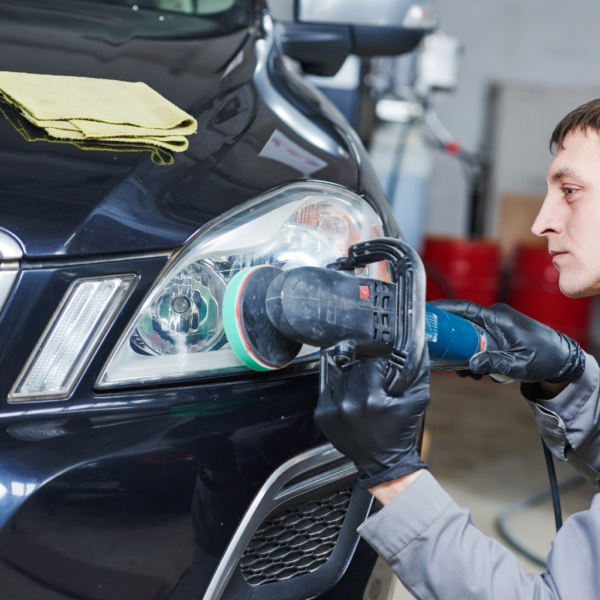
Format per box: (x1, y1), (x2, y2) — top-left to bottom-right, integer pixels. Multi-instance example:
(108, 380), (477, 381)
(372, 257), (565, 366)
(239, 488), (353, 587)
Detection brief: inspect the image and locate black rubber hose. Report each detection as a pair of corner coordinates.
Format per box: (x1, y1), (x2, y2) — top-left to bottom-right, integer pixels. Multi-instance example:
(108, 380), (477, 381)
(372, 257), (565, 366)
(496, 471), (584, 568)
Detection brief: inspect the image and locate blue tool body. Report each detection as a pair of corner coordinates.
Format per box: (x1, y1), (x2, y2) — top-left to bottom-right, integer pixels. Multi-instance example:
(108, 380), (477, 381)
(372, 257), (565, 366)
(426, 303), (488, 369)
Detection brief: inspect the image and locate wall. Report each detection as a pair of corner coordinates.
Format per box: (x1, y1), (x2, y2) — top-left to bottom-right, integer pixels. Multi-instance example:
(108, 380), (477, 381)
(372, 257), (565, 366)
(488, 83), (600, 240)
(427, 0), (600, 238)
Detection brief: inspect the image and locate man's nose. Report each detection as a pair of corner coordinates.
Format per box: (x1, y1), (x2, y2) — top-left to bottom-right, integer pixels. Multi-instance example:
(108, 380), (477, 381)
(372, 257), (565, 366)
(531, 194), (562, 237)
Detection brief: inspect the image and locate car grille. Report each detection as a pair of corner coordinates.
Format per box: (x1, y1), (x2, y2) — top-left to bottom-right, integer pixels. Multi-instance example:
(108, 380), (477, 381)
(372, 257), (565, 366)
(239, 487), (353, 587)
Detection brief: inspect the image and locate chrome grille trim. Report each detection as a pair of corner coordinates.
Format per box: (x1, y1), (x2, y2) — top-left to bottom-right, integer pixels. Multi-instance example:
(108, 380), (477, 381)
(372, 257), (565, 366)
(0, 231), (21, 318)
(202, 443), (357, 600)
(0, 230), (22, 260)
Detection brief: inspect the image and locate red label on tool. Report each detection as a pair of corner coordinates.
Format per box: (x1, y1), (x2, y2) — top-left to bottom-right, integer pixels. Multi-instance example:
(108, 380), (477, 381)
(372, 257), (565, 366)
(359, 285), (370, 300)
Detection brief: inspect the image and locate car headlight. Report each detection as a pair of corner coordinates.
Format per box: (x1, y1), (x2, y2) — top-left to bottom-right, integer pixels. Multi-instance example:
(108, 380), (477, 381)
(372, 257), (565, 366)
(97, 182), (388, 388)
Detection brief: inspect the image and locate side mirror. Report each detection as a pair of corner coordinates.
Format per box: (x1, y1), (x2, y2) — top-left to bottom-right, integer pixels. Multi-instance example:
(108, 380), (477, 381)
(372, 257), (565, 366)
(268, 0), (437, 76)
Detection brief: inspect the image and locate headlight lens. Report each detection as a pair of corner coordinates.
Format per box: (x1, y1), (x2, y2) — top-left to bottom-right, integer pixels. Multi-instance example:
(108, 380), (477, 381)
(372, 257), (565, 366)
(97, 182), (387, 388)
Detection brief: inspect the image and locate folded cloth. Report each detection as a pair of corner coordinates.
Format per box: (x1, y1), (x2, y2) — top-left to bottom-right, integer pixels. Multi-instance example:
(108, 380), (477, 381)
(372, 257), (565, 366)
(0, 71), (197, 159)
(0, 101), (175, 165)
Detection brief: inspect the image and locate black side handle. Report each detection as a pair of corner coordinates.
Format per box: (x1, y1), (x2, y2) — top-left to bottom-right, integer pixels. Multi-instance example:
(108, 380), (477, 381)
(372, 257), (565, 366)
(328, 238), (426, 396)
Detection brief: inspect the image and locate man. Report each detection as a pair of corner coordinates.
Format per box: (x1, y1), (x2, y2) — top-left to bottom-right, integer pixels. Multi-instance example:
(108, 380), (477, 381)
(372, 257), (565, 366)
(315, 100), (600, 599)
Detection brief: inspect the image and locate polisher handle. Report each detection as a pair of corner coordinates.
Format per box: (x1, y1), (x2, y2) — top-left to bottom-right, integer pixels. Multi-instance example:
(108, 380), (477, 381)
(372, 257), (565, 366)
(328, 238), (426, 396)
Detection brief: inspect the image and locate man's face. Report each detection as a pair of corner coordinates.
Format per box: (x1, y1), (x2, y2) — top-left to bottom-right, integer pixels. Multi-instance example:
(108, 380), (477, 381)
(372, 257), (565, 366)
(532, 128), (600, 297)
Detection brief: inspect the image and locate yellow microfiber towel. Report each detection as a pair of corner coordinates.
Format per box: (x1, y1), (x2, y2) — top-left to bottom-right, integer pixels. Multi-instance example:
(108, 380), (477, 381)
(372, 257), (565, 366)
(0, 101), (175, 165)
(0, 71), (197, 163)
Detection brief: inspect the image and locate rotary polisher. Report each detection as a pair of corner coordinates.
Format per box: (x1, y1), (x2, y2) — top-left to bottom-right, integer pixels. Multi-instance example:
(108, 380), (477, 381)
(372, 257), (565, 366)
(223, 238), (508, 395)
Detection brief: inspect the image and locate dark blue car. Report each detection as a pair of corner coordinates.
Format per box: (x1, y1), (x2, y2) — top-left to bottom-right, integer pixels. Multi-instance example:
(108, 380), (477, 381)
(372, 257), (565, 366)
(0, 1), (433, 598)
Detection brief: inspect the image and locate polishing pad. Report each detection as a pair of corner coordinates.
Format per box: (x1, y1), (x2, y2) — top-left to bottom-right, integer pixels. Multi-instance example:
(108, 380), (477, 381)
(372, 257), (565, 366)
(223, 265), (302, 371)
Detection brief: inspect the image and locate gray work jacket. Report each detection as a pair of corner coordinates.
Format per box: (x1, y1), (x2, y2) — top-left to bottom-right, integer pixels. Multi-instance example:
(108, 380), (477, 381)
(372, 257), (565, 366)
(358, 353), (600, 600)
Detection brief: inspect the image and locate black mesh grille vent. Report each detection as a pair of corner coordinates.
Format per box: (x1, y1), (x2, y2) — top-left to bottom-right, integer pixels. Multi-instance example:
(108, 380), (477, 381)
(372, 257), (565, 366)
(239, 488), (352, 587)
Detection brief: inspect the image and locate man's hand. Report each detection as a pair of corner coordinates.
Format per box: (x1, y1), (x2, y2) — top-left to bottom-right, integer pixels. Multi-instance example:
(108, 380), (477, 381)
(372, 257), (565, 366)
(431, 300), (585, 383)
(314, 350), (430, 490)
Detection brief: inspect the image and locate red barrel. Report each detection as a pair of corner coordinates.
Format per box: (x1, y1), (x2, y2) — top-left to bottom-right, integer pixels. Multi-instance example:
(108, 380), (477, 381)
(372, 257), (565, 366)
(509, 245), (592, 348)
(422, 237), (501, 307)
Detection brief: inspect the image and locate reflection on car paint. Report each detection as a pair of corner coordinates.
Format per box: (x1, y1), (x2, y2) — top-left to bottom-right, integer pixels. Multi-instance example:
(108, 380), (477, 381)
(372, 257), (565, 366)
(0, 407), (323, 598)
(253, 16), (349, 159)
(222, 49), (245, 79)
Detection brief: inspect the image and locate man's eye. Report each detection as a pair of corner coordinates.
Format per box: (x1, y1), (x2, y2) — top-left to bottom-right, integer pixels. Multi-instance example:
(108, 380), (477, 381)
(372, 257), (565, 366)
(564, 187), (577, 196)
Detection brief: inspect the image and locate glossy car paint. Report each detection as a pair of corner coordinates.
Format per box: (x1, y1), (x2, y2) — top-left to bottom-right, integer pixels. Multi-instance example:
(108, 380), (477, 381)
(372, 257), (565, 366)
(0, 1), (398, 598)
(0, 1), (397, 258)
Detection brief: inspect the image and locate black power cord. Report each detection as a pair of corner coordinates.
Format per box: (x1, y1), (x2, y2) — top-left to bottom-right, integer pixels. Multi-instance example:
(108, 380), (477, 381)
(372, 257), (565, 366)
(496, 440), (585, 568)
(417, 413), (426, 457)
(541, 438), (564, 531)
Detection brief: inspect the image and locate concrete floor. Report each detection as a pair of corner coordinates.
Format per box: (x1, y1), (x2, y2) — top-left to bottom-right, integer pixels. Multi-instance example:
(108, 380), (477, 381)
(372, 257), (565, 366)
(387, 371), (597, 599)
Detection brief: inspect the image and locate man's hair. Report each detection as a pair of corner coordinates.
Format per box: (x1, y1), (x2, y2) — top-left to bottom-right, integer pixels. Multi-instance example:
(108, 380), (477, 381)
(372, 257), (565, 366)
(550, 99), (600, 153)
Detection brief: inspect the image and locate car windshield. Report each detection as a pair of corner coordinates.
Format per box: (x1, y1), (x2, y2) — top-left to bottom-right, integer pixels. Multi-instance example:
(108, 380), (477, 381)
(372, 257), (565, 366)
(71, 0), (241, 16)
(10, 0), (255, 38)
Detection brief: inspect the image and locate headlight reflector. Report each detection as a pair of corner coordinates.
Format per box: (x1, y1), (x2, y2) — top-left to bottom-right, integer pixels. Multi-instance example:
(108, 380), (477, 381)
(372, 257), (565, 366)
(97, 183), (387, 388)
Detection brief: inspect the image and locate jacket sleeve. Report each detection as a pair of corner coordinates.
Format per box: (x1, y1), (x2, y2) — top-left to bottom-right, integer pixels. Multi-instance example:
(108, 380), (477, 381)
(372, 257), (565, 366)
(358, 470), (600, 600)
(522, 353), (600, 484)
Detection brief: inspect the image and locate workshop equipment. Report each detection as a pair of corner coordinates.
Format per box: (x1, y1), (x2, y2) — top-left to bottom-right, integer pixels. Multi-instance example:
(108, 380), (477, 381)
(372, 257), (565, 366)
(223, 238), (504, 395)
(422, 236), (501, 306)
(509, 245), (592, 349)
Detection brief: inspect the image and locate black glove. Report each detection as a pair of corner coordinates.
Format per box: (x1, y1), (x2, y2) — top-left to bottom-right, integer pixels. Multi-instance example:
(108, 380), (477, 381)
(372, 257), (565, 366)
(430, 300), (586, 383)
(314, 351), (430, 490)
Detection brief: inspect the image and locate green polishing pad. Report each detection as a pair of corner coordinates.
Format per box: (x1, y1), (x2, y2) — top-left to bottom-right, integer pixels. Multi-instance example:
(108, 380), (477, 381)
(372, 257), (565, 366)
(223, 265), (302, 372)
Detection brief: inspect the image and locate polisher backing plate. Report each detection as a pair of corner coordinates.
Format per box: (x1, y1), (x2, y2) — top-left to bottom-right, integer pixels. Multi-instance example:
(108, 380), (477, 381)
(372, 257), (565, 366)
(223, 265), (302, 371)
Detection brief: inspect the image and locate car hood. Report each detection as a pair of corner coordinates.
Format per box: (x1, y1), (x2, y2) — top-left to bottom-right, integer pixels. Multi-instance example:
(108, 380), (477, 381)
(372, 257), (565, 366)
(0, 0), (358, 259)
